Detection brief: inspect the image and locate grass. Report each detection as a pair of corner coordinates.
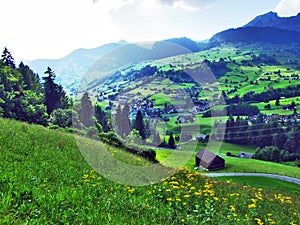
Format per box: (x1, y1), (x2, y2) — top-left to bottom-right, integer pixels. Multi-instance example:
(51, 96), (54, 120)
(156, 143), (300, 179)
(214, 176), (300, 196)
(1, 118), (300, 224)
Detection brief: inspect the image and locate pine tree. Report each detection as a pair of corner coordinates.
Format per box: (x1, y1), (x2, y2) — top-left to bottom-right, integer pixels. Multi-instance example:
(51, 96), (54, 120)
(43, 67), (68, 114)
(133, 110), (145, 139)
(18, 62), (42, 93)
(1, 47), (15, 68)
(121, 103), (131, 136)
(95, 104), (110, 132)
(80, 92), (94, 128)
(168, 132), (176, 149)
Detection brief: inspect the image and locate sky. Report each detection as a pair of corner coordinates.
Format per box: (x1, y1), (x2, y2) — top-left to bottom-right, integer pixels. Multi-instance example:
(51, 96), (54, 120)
(1, 0), (300, 62)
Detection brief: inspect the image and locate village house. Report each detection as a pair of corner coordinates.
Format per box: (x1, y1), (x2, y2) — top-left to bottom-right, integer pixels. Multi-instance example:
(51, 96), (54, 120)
(195, 149), (225, 171)
(237, 152), (253, 159)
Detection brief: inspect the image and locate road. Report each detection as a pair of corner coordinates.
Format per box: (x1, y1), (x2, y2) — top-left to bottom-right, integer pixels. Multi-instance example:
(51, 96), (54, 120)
(204, 173), (300, 185)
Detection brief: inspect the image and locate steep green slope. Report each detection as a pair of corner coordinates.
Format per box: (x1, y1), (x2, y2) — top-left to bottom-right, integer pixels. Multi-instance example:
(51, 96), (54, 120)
(1, 118), (299, 224)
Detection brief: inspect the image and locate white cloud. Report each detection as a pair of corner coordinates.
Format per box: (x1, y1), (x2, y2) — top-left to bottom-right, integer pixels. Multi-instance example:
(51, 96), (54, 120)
(274, 0), (300, 16)
(173, 0), (199, 11)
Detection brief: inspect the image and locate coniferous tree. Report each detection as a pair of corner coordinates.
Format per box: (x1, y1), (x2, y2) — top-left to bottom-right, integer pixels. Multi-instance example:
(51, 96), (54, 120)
(43, 67), (68, 114)
(18, 62), (41, 92)
(80, 92), (94, 128)
(95, 104), (110, 132)
(133, 110), (145, 139)
(1, 47), (15, 68)
(121, 103), (131, 136)
(168, 132), (176, 149)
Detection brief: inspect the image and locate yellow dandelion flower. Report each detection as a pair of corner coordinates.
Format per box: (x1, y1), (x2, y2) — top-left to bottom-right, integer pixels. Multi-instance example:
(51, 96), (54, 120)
(128, 188), (135, 194)
(248, 204), (256, 209)
(230, 205), (236, 212)
(181, 219), (185, 223)
(182, 202), (187, 206)
(183, 195), (191, 198)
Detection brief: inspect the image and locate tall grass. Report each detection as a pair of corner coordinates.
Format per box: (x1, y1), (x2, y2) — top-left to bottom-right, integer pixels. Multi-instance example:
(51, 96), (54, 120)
(0, 118), (299, 224)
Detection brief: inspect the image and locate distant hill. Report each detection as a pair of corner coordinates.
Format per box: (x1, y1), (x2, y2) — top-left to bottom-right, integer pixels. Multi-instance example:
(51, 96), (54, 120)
(209, 27), (300, 47)
(164, 37), (206, 52)
(29, 38), (202, 90)
(244, 11), (300, 33)
(208, 12), (300, 47)
(28, 42), (125, 89)
(81, 41), (193, 91)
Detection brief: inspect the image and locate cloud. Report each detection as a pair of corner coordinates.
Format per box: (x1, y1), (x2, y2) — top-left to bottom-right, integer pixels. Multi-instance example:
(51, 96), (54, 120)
(94, 0), (215, 12)
(274, 0), (300, 16)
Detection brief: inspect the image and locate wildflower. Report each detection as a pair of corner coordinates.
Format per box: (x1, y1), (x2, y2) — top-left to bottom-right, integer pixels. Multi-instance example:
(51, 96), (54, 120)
(82, 174), (89, 179)
(183, 195), (191, 198)
(230, 205), (236, 212)
(181, 219), (185, 223)
(248, 204), (256, 209)
(255, 218), (264, 225)
(128, 188), (135, 194)
(182, 202), (187, 206)
(245, 214), (250, 221)
(166, 198), (173, 201)
(170, 181), (179, 185)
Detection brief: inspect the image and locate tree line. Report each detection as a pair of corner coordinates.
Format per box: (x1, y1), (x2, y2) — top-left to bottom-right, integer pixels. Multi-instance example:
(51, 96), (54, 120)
(214, 114), (300, 163)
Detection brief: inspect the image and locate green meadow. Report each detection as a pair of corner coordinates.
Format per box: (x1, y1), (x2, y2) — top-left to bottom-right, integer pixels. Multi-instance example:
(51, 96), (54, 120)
(1, 118), (300, 224)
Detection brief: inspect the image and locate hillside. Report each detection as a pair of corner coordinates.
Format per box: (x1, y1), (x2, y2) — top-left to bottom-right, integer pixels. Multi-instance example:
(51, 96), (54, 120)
(209, 27), (300, 46)
(245, 11), (300, 33)
(1, 118), (300, 224)
(209, 11), (300, 47)
(28, 42), (124, 89)
(80, 41), (194, 91)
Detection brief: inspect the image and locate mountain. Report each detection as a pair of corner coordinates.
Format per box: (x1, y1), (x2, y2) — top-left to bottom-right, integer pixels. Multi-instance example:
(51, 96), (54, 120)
(28, 42), (125, 89)
(209, 27), (300, 47)
(164, 37), (205, 52)
(244, 11), (300, 33)
(29, 38), (203, 91)
(81, 41), (193, 91)
(208, 12), (300, 47)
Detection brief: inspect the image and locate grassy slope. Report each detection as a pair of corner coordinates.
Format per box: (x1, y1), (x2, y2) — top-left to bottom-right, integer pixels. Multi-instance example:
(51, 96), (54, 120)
(214, 176), (300, 196)
(156, 142), (300, 178)
(1, 118), (300, 224)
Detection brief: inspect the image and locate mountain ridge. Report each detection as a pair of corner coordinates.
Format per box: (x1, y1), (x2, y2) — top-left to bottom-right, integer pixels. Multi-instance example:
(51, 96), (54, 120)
(209, 11), (300, 47)
(244, 11), (300, 33)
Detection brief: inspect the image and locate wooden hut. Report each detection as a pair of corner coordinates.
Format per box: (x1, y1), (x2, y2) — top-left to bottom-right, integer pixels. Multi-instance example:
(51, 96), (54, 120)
(195, 148), (225, 171)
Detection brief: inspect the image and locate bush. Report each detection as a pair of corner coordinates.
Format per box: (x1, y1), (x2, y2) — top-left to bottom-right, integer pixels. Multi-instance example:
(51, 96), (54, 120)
(48, 125), (60, 130)
(86, 127), (99, 139)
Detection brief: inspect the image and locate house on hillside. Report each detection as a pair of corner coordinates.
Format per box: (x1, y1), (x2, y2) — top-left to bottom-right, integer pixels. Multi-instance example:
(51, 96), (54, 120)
(195, 149), (225, 171)
(238, 152), (253, 159)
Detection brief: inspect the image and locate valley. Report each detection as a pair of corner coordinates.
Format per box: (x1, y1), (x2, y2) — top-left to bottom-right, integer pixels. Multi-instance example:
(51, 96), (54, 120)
(1, 9), (300, 225)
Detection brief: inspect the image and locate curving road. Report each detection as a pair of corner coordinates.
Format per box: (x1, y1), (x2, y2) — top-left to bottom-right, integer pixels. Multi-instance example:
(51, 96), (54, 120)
(204, 173), (300, 185)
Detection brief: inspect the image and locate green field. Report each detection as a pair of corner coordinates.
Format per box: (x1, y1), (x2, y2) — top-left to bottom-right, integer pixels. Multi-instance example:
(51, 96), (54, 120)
(1, 118), (300, 224)
(214, 176), (300, 196)
(156, 142), (300, 179)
